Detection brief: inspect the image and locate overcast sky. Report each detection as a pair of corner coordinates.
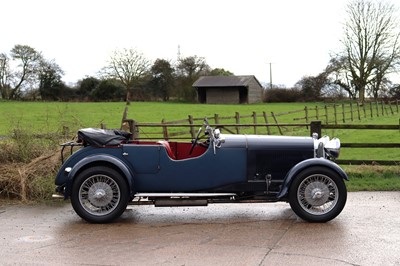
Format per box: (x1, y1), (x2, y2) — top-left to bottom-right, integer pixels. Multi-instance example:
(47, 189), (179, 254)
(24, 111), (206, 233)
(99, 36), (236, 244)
(0, 0), (386, 87)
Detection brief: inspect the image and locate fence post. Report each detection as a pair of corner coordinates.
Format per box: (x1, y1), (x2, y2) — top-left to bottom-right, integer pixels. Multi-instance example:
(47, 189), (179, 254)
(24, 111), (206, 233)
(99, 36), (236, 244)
(131, 120), (139, 140)
(310, 121), (322, 138)
(161, 118), (169, 140)
(263, 111), (271, 135)
(214, 113), (220, 125)
(356, 102), (361, 120)
(63, 126), (70, 139)
(342, 103), (346, 123)
(383, 101), (389, 116)
(304, 106), (309, 125)
(397, 100), (399, 113)
(325, 105), (329, 124)
(188, 115), (195, 138)
(381, 101), (385, 116)
(271, 112), (283, 135)
(363, 103), (367, 118)
(350, 102), (354, 121)
(389, 101), (394, 115)
(121, 106), (128, 127)
(334, 104), (338, 125)
(370, 102), (373, 118)
(235, 112), (240, 134)
(376, 101), (379, 117)
(315, 106), (319, 120)
(252, 111), (257, 134)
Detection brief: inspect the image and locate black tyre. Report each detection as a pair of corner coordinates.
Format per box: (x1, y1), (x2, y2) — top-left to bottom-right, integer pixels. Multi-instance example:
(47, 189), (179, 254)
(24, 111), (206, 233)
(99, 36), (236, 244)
(289, 166), (347, 222)
(71, 166), (129, 223)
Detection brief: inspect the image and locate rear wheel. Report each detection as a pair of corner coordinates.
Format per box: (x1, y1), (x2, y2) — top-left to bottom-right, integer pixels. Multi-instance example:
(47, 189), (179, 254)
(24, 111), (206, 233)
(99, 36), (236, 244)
(71, 166), (129, 223)
(289, 166), (347, 222)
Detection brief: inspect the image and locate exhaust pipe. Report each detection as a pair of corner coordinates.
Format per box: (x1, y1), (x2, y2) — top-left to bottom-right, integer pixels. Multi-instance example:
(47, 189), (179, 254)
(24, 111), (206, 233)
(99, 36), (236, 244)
(52, 194), (64, 199)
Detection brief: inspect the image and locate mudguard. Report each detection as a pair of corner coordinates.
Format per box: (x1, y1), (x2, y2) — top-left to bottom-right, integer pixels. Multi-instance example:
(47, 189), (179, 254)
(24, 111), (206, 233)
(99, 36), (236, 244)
(64, 154), (135, 198)
(277, 158), (348, 200)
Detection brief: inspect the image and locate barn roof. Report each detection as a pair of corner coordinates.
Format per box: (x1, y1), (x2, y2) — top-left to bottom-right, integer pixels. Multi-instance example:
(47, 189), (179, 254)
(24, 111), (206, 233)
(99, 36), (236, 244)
(193, 75), (262, 88)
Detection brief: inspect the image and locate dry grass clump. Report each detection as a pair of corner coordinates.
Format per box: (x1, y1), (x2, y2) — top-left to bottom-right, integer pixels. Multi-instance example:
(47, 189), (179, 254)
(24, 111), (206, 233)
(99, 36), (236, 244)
(0, 150), (62, 201)
(0, 128), (65, 201)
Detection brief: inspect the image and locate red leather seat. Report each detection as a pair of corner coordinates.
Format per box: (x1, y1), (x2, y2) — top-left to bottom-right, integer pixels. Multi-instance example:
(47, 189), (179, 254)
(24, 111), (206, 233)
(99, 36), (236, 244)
(157, 141), (176, 160)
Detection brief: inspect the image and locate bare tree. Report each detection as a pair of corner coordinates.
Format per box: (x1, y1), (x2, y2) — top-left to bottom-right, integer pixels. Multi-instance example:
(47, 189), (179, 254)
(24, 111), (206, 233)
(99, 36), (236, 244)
(326, 56), (356, 99)
(102, 48), (150, 104)
(9, 44), (42, 99)
(0, 53), (11, 99)
(334, 0), (400, 102)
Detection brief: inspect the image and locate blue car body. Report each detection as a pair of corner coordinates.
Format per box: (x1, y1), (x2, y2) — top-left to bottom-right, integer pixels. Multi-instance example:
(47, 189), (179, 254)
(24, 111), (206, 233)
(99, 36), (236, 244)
(55, 123), (348, 223)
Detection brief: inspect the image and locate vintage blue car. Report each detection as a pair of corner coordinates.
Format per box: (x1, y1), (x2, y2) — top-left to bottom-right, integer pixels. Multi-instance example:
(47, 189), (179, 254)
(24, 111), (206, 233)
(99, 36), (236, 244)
(54, 119), (348, 223)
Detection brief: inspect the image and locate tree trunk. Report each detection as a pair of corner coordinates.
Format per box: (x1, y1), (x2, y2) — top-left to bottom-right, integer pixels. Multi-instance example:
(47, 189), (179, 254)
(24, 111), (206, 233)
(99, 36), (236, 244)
(359, 87), (365, 104)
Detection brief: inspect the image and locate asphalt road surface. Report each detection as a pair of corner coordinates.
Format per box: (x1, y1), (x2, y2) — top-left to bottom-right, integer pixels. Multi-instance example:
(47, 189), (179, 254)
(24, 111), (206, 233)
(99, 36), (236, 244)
(1, 191), (400, 265)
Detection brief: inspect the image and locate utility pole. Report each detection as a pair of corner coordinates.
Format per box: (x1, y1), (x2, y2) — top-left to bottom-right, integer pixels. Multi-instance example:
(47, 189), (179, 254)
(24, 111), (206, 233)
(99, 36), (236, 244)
(269, 62), (272, 90)
(177, 45), (181, 61)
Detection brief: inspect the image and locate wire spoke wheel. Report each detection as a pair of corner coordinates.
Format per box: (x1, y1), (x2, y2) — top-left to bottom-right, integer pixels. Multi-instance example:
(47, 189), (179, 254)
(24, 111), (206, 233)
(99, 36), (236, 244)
(71, 166), (129, 223)
(297, 174), (338, 215)
(79, 174), (121, 216)
(289, 166), (347, 222)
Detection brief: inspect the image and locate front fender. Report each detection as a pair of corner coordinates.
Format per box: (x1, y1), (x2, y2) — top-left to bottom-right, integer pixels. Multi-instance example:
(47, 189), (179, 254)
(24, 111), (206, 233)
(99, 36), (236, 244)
(64, 154), (135, 198)
(277, 158), (348, 200)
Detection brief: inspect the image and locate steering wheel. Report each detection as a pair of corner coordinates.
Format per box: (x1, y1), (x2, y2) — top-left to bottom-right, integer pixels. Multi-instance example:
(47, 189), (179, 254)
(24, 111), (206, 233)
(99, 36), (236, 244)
(189, 126), (202, 155)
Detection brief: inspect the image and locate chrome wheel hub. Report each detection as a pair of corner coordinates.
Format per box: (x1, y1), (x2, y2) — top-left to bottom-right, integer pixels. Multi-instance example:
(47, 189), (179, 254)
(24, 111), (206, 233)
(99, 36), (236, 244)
(94, 189), (106, 199)
(312, 189), (323, 199)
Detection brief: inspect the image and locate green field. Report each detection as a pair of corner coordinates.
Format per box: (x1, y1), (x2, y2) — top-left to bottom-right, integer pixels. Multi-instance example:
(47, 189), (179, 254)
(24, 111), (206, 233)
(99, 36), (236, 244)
(0, 101), (399, 198)
(1, 101), (399, 161)
(0, 101), (320, 134)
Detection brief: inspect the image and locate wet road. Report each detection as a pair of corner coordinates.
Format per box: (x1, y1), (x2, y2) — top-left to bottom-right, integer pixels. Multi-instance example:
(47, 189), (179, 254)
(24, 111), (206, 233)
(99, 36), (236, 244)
(1, 192), (400, 265)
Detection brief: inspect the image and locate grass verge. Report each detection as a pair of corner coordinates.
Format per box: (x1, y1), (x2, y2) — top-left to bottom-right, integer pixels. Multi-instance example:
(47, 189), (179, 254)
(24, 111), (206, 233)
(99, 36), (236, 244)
(343, 165), (400, 191)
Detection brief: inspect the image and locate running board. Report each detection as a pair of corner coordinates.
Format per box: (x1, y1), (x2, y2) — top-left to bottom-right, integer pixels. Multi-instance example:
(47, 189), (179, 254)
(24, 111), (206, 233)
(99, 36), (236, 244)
(134, 193), (236, 198)
(133, 193), (237, 207)
(155, 199), (208, 207)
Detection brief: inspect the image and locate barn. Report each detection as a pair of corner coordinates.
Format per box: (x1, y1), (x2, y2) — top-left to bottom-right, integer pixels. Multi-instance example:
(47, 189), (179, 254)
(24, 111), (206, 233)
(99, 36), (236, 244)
(192, 75), (263, 104)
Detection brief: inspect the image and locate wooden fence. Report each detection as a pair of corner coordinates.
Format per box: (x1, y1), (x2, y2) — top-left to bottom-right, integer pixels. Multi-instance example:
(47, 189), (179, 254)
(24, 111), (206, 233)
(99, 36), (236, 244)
(310, 121), (400, 165)
(298, 100), (399, 125)
(121, 106), (399, 166)
(126, 120), (399, 165)
(122, 100), (399, 140)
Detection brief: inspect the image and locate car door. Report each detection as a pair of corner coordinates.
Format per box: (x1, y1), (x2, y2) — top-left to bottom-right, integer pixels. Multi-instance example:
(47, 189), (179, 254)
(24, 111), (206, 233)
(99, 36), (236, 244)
(132, 143), (247, 192)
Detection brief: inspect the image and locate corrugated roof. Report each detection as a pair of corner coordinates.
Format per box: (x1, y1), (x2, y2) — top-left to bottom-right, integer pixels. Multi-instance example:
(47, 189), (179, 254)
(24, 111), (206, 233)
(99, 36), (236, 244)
(193, 75), (261, 88)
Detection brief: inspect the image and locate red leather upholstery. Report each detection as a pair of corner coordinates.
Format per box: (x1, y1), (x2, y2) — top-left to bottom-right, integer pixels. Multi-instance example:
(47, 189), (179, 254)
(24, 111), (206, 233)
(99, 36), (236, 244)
(157, 141), (176, 160)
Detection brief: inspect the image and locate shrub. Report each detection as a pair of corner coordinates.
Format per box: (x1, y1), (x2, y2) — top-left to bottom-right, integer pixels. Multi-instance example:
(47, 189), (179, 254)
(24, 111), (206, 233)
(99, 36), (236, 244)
(0, 128), (62, 201)
(263, 88), (303, 102)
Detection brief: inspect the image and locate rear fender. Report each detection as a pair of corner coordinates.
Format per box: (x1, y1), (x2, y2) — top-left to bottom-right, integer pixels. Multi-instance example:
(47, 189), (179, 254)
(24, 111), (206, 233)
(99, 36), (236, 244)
(277, 158), (348, 200)
(64, 154), (135, 198)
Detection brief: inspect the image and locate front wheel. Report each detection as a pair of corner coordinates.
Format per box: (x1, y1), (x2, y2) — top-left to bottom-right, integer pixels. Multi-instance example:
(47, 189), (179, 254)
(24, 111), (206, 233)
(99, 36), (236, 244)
(71, 166), (129, 223)
(289, 166), (347, 222)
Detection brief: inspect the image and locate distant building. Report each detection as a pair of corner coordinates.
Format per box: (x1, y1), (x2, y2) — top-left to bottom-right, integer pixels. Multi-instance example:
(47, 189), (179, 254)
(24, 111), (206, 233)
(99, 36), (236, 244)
(193, 75), (263, 104)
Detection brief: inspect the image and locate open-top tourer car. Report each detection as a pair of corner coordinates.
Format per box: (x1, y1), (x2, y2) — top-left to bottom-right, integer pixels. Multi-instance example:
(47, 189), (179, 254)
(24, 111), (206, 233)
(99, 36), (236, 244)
(54, 119), (347, 223)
